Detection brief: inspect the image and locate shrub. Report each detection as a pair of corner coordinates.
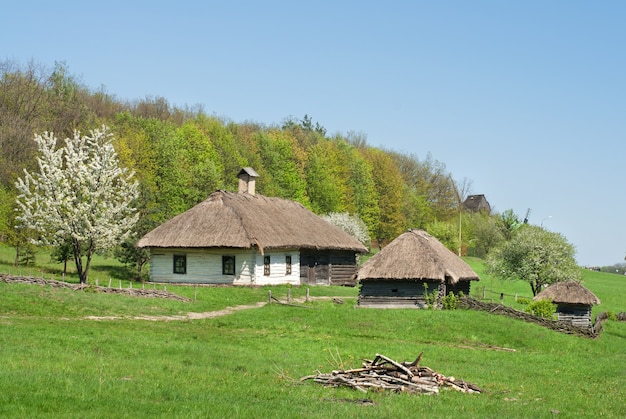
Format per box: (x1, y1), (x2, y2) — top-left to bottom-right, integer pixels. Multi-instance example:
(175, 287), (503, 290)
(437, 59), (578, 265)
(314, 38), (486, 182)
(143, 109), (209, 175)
(423, 283), (438, 309)
(516, 297), (531, 305)
(525, 299), (556, 319)
(441, 293), (460, 310)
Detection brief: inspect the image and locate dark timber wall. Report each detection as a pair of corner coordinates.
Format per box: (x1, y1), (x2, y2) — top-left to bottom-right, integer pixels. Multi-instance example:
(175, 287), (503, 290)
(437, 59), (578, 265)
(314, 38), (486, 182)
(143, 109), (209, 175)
(358, 280), (440, 308)
(446, 281), (471, 296)
(300, 250), (358, 286)
(556, 303), (593, 327)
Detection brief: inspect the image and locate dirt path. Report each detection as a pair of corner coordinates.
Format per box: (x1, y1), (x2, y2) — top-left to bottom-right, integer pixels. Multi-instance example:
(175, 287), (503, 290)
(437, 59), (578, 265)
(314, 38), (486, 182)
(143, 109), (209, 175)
(83, 296), (346, 322)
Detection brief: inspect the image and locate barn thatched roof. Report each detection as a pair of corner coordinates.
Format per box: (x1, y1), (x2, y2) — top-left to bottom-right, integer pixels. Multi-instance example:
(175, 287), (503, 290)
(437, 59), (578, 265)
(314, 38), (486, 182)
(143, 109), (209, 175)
(136, 190), (368, 253)
(533, 281), (601, 305)
(356, 229), (479, 284)
(462, 194), (491, 213)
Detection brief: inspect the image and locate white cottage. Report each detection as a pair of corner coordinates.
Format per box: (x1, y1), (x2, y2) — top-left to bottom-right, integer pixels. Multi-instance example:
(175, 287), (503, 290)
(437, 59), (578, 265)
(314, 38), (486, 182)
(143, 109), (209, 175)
(136, 168), (367, 286)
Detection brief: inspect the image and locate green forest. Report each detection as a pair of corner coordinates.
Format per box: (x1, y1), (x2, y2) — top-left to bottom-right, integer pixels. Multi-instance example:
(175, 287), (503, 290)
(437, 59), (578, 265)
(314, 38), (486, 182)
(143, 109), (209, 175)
(0, 61), (513, 274)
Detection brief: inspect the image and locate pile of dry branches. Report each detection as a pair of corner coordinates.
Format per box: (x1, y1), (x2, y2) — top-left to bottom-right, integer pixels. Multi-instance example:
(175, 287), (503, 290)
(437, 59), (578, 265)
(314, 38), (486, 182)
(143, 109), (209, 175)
(301, 353), (481, 395)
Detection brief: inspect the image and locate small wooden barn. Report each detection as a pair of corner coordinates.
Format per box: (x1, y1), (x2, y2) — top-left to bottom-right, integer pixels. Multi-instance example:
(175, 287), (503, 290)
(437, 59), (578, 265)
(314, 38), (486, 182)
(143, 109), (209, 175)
(462, 194), (491, 213)
(137, 168), (367, 286)
(533, 281), (600, 327)
(356, 229), (479, 308)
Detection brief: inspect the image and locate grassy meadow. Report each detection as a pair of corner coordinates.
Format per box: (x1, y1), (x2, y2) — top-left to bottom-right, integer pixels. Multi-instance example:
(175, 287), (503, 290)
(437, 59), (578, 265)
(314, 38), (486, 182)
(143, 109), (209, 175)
(1, 245), (625, 418)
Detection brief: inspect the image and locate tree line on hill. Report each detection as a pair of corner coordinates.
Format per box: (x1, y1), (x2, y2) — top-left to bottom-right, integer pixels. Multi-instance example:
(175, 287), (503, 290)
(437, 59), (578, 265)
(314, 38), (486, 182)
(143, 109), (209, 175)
(0, 60), (542, 277)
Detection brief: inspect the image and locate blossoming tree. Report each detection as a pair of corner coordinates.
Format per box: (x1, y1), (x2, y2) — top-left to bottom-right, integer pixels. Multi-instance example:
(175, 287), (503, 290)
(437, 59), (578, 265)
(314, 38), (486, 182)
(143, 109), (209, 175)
(15, 126), (139, 284)
(321, 212), (371, 248)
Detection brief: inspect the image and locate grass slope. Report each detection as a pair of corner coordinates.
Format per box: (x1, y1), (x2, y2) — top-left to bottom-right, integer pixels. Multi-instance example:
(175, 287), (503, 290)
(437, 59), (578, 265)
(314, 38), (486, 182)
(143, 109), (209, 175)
(1, 246), (625, 418)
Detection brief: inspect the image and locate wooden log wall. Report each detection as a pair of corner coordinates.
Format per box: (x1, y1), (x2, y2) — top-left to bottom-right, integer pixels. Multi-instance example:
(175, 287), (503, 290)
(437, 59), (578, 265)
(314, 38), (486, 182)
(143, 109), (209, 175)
(358, 280), (439, 308)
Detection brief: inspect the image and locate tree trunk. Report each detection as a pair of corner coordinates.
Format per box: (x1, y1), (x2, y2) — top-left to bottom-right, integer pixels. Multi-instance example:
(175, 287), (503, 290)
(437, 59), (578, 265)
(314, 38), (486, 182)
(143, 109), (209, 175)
(72, 240), (86, 284)
(137, 260), (145, 282)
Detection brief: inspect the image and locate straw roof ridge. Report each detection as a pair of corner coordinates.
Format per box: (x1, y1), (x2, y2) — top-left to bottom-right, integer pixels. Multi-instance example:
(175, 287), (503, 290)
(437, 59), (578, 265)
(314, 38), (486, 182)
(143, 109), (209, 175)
(533, 280), (601, 305)
(137, 190), (367, 253)
(356, 229), (479, 284)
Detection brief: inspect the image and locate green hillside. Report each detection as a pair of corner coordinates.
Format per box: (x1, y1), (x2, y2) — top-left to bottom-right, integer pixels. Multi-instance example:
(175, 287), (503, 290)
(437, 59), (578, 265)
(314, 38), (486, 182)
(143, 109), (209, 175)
(1, 254), (624, 418)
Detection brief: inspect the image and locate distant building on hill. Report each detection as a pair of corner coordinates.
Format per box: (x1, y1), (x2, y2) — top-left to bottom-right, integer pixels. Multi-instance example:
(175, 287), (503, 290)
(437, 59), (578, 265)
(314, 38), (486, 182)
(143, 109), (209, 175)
(462, 194), (491, 213)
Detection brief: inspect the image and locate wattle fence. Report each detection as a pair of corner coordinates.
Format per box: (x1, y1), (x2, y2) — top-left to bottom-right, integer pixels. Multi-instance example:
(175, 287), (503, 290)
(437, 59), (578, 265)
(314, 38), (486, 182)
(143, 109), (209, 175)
(0, 273), (189, 301)
(459, 297), (624, 338)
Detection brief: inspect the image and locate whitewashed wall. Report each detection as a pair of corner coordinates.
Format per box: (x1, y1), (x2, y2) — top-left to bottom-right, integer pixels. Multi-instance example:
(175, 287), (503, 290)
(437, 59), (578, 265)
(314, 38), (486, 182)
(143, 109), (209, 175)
(253, 251), (301, 286)
(148, 248), (300, 285)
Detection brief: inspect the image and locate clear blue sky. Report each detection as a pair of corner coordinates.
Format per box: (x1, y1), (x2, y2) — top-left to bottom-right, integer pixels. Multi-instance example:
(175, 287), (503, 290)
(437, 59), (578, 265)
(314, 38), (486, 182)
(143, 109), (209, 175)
(2, 1), (624, 267)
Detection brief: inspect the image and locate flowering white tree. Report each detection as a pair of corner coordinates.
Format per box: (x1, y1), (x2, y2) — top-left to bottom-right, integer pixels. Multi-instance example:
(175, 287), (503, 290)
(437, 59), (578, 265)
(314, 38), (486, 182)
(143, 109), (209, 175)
(15, 126), (139, 284)
(321, 212), (371, 248)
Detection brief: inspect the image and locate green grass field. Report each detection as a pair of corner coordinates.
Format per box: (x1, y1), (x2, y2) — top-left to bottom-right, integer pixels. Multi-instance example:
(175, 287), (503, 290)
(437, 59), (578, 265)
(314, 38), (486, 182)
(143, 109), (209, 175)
(1, 245), (625, 418)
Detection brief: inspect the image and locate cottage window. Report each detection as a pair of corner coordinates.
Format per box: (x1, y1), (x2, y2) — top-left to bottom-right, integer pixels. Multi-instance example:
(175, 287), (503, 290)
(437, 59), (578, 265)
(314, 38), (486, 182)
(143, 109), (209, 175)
(286, 255), (292, 275)
(222, 256), (235, 275)
(264, 256), (270, 276)
(173, 255), (186, 274)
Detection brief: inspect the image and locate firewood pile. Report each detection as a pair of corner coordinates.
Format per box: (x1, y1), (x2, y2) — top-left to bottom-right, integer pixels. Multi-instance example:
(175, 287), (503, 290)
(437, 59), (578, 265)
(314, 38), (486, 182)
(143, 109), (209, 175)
(301, 353), (481, 395)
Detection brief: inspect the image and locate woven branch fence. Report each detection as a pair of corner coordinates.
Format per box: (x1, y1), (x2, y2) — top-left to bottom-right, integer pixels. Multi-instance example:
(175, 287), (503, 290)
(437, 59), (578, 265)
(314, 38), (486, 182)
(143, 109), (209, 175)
(0, 273), (189, 301)
(459, 297), (626, 338)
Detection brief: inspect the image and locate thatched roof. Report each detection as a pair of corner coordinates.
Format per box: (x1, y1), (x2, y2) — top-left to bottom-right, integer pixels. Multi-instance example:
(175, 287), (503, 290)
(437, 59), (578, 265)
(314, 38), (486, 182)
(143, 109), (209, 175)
(534, 281), (601, 305)
(356, 229), (479, 284)
(136, 191), (367, 253)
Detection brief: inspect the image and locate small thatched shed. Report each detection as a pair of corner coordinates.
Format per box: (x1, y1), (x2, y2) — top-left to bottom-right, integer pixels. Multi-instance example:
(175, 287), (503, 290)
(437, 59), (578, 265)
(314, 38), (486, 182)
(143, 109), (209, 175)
(137, 168), (367, 286)
(533, 281), (600, 327)
(356, 229), (479, 308)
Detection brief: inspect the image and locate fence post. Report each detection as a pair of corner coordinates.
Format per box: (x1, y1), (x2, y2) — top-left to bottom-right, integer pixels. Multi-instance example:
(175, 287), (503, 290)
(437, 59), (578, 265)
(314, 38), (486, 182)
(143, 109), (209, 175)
(306, 287), (310, 302)
(287, 288), (291, 303)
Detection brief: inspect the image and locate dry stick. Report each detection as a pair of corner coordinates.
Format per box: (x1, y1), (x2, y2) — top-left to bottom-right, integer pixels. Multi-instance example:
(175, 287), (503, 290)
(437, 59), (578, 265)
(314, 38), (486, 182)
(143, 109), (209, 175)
(333, 375), (367, 393)
(403, 352), (424, 368)
(375, 354), (414, 378)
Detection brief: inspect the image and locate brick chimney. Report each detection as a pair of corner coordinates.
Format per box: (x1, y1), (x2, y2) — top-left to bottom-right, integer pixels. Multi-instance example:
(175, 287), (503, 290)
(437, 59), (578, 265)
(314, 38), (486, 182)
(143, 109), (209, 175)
(237, 167), (259, 195)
